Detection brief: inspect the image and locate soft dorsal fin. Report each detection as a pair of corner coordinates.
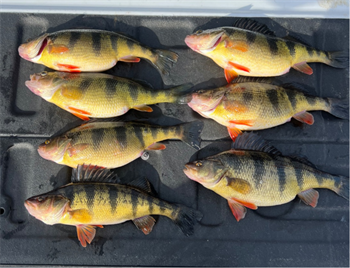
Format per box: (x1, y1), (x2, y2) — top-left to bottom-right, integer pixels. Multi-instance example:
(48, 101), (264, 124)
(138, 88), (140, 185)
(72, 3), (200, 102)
(283, 35), (311, 47)
(232, 76), (274, 84)
(281, 82), (316, 97)
(288, 154), (317, 168)
(71, 164), (117, 183)
(231, 133), (282, 155)
(233, 18), (275, 37)
(126, 177), (153, 193)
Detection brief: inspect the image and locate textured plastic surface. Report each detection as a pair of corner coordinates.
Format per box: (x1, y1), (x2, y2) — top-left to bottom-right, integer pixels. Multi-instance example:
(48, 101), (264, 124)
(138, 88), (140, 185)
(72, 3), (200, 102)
(0, 14), (349, 266)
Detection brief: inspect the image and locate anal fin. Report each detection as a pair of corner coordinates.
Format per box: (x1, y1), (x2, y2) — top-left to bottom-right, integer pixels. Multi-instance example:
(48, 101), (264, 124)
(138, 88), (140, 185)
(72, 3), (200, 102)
(120, 56), (141, 63)
(292, 62), (313, 75)
(147, 143), (166, 150)
(298, 188), (319, 208)
(133, 105), (153, 112)
(293, 111), (314, 125)
(133, 215), (156, 235)
(227, 199), (247, 222)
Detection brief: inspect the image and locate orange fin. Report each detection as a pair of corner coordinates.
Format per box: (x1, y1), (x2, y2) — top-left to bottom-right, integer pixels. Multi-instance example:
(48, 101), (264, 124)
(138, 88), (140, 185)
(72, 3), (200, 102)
(76, 225), (97, 247)
(120, 56), (141, 63)
(133, 105), (153, 112)
(227, 199), (247, 222)
(298, 188), (319, 208)
(227, 127), (242, 141)
(133, 215), (156, 235)
(67, 143), (89, 157)
(228, 61), (250, 73)
(69, 209), (92, 223)
(229, 120), (254, 127)
(56, 63), (80, 72)
(147, 143), (166, 150)
(224, 68), (238, 83)
(61, 86), (84, 100)
(68, 107), (92, 115)
(293, 111), (314, 125)
(94, 225), (104, 228)
(232, 197), (257, 210)
(48, 44), (69, 54)
(292, 62), (313, 75)
(225, 176), (252, 194)
(225, 40), (248, 52)
(71, 112), (90, 121)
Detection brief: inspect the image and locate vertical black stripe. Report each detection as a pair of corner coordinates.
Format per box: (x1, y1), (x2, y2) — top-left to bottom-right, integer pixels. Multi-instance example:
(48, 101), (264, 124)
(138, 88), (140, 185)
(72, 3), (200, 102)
(91, 128), (104, 150)
(133, 125), (146, 148)
(315, 173), (325, 186)
(131, 191), (139, 217)
(245, 31), (256, 45)
(267, 38), (278, 55)
(109, 185), (118, 214)
(249, 153), (266, 190)
(243, 91), (253, 104)
(285, 89), (298, 110)
(286, 41), (296, 57)
(266, 89), (280, 112)
(115, 126), (128, 149)
(277, 164), (287, 193)
(128, 83), (139, 101)
(79, 78), (93, 91)
(86, 185), (95, 209)
(147, 195), (154, 214)
(294, 166), (304, 190)
(306, 95), (316, 106)
(306, 46), (314, 57)
(125, 38), (135, 51)
(104, 78), (117, 99)
(158, 200), (166, 213)
(91, 33), (102, 56)
(151, 126), (158, 140)
(68, 32), (81, 49)
(110, 35), (118, 51)
(316, 49), (321, 57)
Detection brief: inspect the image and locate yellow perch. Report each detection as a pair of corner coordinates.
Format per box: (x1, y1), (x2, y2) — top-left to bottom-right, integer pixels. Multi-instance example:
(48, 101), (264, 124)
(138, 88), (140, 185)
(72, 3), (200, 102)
(25, 165), (202, 247)
(18, 29), (178, 76)
(38, 121), (204, 168)
(185, 19), (348, 83)
(188, 77), (348, 140)
(184, 133), (349, 221)
(26, 72), (193, 120)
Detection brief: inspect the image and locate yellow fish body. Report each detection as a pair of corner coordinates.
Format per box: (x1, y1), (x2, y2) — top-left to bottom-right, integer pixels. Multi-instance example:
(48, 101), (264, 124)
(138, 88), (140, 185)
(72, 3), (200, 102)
(26, 72), (192, 120)
(184, 133), (349, 221)
(38, 121), (203, 168)
(18, 29), (178, 76)
(185, 19), (348, 82)
(25, 165), (202, 247)
(188, 78), (348, 140)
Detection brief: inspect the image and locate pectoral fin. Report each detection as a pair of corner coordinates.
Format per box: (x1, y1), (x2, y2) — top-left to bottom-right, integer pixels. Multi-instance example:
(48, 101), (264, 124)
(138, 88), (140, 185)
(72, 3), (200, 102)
(224, 40), (249, 52)
(228, 61), (250, 73)
(120, 56), (141, 63)
(293, 111), (314, 125)
(133, 105), (153, 112)
(147, 143), (166, 150)
(76, 225), (97, 247)
(223, 99), (248, 113)
(61, 86), (84, 100)
(69, 209), (93, 223)
(133, 215), (156, 235)
(67, 143), (89, 157)
(292, 62), (313, 75)
(225, 176), (252, 194)
(298, 188), (319, 208)
(48, 44), (69, 54)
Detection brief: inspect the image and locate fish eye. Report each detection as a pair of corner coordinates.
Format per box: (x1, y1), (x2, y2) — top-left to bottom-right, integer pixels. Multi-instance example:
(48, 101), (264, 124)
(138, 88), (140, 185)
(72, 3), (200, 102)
(44, 140), (50, 145)
(195, 30), (203, 34)
(26, 38), (33, 43)
(195, 162), (202, 167)
(37, 196), (45, 202)
(40, 71), (47, 77)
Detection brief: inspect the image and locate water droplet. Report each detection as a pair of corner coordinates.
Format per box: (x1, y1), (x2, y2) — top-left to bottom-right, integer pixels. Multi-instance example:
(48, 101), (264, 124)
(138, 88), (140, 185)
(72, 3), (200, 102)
(141, 152), (149, 160)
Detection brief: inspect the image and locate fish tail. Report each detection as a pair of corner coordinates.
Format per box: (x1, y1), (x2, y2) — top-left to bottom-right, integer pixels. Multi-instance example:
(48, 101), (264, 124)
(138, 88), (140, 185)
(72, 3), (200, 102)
(152, 49), (178, 76)
(326, 51), (349, 68)
(167, 83), (194, 104)
(333, 176), (349, 200)
(177, 121), (204, 150)
(172, 205), (202, 236)
(326, 98), (349, 119)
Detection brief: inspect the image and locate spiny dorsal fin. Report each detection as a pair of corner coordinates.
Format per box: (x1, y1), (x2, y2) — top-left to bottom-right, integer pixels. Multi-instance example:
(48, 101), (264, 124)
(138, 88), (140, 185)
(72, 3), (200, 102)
(231, 132), (282, 155)
(288, 154), (317, 168)
(233, 18), (275, 37)
(71, 164), (117, 183)
(126, 177), (153, 193)
(232, 76), (274, 84)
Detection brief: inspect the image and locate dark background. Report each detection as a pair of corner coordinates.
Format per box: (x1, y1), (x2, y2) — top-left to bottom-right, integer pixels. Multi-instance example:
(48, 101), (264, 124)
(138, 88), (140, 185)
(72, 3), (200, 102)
(0, 14), (348, 266)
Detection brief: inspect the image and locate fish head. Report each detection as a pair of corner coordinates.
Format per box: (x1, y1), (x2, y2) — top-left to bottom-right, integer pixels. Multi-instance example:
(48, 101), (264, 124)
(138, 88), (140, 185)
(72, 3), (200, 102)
(188, 88), (225, 112)
(185, 28), (224, 54)
(25, 71), (64, 100)
(38, 136), (72, 163)
(184, 158), (226, 187)
(18, 33), (48, 62)
(24, 193), (69, 225)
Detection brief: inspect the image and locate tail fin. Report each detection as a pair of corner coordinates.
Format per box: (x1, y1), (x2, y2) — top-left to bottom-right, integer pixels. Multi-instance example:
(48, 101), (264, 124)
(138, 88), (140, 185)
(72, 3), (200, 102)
(173, 205), (203, 236)
(153, 49), (178, 76)
(334, 176), (349, 200)
(168, 83), (194, 104)
(178, 121), (204, 150)
(327, 98), (349, 119)
(327, 51), (349, 68)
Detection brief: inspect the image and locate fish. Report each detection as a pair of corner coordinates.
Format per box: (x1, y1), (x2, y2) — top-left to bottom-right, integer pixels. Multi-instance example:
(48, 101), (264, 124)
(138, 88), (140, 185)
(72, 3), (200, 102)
(184, 133), (349, 222)
(187, 77), (349, 140)
(38, 120), (204, 168)
(25, 71), (193, 120)
(18, 29), (178, 76)
(24, 164), (203, 247)
(185, 18), (348, 83)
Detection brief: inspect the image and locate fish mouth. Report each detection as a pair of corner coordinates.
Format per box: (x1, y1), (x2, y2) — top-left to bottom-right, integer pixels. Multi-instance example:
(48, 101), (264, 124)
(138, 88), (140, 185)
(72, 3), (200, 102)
(25, 79), (41, 96)
(18, 34), (48, 61)
(183, 163), (198, 181)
